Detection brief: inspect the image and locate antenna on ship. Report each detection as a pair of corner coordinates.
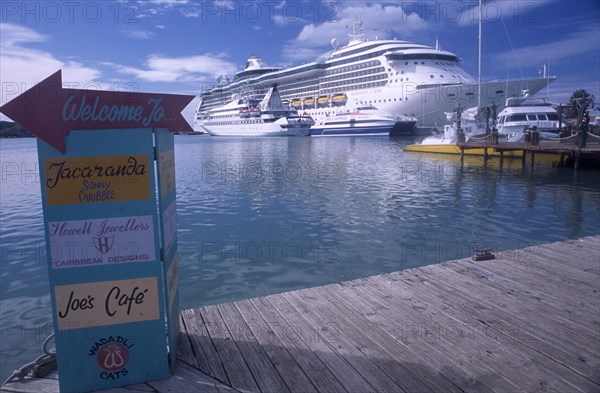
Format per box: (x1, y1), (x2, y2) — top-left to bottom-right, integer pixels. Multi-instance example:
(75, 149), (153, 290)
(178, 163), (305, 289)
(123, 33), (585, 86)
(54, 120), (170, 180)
(478, 0), (482, 109)
(542, 63), (551, 100)
(347, 17), (366, 46)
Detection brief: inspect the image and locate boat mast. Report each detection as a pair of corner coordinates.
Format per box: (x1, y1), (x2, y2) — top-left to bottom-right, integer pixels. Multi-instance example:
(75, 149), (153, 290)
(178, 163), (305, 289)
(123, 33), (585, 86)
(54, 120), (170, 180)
(478, 0), (482, 109)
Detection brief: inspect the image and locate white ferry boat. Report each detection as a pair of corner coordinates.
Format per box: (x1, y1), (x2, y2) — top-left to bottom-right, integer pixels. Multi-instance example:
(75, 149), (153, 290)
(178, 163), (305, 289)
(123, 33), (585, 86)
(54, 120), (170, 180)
(197, 86), (314, 137)
(309, 96), (416, 136)
(195, 19), (555, 129)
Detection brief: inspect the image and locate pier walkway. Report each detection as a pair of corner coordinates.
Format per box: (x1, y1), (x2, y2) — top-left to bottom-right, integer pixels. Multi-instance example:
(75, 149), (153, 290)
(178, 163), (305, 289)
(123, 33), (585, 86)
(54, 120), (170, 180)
(3, 236), (599, 392)
(456, 132), (600, 168)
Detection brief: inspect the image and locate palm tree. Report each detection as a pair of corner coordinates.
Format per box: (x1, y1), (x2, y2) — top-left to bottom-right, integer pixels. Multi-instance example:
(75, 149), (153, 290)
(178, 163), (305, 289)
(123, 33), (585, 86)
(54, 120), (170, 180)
(567, 89), (595, 118)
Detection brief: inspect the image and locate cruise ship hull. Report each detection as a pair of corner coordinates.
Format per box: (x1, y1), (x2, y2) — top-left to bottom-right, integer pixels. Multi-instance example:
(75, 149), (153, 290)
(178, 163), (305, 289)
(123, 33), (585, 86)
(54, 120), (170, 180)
(197, 31), (555, 130)
(205, 123), (309, 137)
(310, 124), (393, 136)
(346, 77), (554, 128)
(201, 77), (554, 130)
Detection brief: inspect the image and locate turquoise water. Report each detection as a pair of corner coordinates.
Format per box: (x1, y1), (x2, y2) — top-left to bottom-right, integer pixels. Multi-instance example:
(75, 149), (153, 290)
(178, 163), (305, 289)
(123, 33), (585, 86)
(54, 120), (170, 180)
(1, 136), (599, 381)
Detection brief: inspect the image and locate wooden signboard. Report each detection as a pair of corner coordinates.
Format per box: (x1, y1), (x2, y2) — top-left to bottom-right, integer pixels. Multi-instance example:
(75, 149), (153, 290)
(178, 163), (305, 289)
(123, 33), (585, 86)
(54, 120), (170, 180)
(0, 71), (193, 392)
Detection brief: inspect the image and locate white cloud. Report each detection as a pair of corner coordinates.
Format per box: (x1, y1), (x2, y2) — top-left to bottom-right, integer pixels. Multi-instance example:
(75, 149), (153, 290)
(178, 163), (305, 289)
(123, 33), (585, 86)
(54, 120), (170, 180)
(214, 0), (235, 11)
(180, 7), (202, 18)
(280, 46), (323, 63)
(114, 53), (239, 83)
(280, 3), (428, 62)
(491, 25), (600, 70)
(148, 0), (190, 7)
(0, 23), (101, 106)
(135, 0), (189, 18)
(120, 29), (155, 39)
(456, 0), (555, 26)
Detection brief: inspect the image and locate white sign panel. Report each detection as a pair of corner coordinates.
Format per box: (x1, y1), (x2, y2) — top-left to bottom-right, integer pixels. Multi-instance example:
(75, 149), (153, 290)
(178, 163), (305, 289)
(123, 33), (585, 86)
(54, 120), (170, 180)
(49, 215), (156, 269)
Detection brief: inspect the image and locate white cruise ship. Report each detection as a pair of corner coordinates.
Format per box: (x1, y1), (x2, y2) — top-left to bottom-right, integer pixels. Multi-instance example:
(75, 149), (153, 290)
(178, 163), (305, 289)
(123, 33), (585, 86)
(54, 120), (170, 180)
(198, 86), (314, 137)
(195, 19), (555, 129)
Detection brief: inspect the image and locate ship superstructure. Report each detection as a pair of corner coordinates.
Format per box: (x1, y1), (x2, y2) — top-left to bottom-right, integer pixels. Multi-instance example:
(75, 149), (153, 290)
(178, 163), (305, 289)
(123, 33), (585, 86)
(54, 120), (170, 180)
(195, 19), (554, 128)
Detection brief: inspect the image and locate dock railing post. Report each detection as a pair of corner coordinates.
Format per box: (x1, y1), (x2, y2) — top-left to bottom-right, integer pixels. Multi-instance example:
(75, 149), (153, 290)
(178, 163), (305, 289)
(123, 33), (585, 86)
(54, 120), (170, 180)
(578, 115), (589, 149)
(530, 126), (539, 146)
(455, 103), (465, 143)
(491, 127), (499, 145)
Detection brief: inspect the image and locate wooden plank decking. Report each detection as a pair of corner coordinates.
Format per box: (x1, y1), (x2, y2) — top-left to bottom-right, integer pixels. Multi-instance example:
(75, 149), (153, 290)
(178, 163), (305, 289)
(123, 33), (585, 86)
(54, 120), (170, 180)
(3, 236), (599, 393)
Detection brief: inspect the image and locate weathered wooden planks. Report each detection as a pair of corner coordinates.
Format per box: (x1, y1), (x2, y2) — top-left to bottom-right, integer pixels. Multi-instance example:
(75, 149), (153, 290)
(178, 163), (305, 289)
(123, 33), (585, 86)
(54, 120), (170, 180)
(2, 236), (599, 393)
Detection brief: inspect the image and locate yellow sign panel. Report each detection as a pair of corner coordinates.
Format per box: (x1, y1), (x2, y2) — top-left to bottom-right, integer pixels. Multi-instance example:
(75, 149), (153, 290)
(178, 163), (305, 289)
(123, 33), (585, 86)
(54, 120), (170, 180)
(44, 155), (151, 205)
(54, 277), (160, 330)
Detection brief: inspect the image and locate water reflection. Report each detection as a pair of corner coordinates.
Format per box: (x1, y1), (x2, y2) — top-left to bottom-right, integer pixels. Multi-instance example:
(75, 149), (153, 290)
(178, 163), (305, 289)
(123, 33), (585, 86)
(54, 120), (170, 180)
(1, 136), (599, 382)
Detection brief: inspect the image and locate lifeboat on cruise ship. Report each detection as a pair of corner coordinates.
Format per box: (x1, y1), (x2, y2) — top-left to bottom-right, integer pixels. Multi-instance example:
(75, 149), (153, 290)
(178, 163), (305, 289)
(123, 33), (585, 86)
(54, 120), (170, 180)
(304, 97), (315, 108)
(317, 96), (330, 107)
(291, 99), (301, 108)
(332, 94), (348, 105)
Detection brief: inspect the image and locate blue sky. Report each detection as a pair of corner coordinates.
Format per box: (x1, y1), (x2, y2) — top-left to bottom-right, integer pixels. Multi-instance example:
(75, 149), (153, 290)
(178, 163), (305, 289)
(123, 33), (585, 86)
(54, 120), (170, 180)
(1, 0), (599, 122)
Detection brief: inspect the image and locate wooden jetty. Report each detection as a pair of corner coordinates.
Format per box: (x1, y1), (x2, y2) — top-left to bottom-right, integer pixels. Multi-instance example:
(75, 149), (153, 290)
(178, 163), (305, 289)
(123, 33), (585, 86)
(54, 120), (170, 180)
(3, 236), (599, 393)
(456, 131), (600, 169)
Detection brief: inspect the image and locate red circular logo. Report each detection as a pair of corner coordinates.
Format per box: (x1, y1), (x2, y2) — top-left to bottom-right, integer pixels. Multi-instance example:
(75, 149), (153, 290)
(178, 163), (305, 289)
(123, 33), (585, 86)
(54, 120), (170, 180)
(96, 343), (129, 372)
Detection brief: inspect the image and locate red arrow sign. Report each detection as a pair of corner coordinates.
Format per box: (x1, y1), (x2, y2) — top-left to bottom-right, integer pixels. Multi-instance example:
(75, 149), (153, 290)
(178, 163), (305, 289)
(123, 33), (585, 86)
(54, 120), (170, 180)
(0, 70), (195, 152)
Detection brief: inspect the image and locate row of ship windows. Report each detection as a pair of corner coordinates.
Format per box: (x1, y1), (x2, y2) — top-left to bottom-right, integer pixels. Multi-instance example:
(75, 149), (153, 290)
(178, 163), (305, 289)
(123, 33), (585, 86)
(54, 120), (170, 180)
(324, 62), (464, 81)
(390, 68), (467, 78)
(203, 71), (464, 107)
(327, 52), (386, 68)
(309, 96), (411, 110)
(280, 87), (315, 96)
(206, 68), (465, 104)
(498, 113), (559, 123)
(425, 73), (469, 80)
(322, 67), (385, 82)
(401, 60), (459, 68)
(284, 80), (389, 102)
(205, 57), (455, 95)
(321, 74), (387, 89)
(309, 99), (409, 116)
(203, 73), (471, 109)
(370, 97), (406, 103)
(284, 78), (387, 98)
(325, 61), (381, 75)
(274, 68), (467, 87)
(209, 120), (263, 125)
(320, 80), (387, 94)
(280, 79), (320, 91)
(282, 73), (465, 96)
(209, 114), (246, 119)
